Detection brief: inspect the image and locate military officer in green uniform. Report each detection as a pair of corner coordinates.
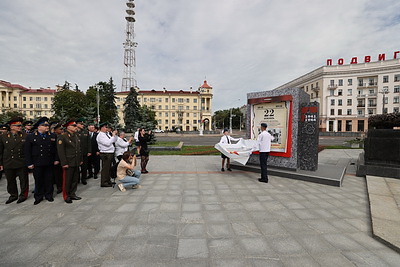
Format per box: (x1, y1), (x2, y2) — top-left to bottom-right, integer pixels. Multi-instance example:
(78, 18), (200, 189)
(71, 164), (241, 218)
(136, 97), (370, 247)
(0, 117), (29, 204)
(76, 118), (91, 185)
(57, 119), (83, 204)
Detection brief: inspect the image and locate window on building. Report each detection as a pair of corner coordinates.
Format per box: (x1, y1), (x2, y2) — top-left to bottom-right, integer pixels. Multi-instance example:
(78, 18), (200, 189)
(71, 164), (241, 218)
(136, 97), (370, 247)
(186, 113), (189, 117)
(330, 80), (335, 86)
(44, 104), (48, 109)
(165, 98), (168, 102)
(178, 98), (184, 103)
(369, 89), (375, 94)
(23, 97), (26, 101)
(328, 121), (334, 132)
(14, 104), (17, 108)
(165, 119), (168, 124)
(158, 105), (162, 110)
(150, 98), (155, 102)
(23, 104), (26, 108)
(306, 86), (309, 92)
(151, 105), (155, 110)
(348, 89), (352, 96)
(30, 97), (33, 101)
(338, 120), (342, 131)
(44, 97), (48, 101)
(186, 106), (189, 110)
(346, 120), (352, 131)
(347, 109), (352, 115)
(172, 112), (175, 117)
(158, 119), (162, 124)
(165, 105), (168, 109)
(30, 104), (33, 108)
(384, 97), (388, 104)
(383, 75), (389, 83)
(30, 111), (33, 115)
(194, 106), (197, 110)
(331, 99), (335, 105)
(383, 107), (388, 114)
(394, 107), (399, 113)
(186, 98), (190, 103)
(144, 98), (147, 102)
(194, 113), (197, 117)
(165, 112), (168, 117)
(158, 112), (162, 116)
(338, 99), (342, 106)
(36, 97), (41, 101)
(158, 98), (162, 102)
(178, 106), (183, 110)
(193, 120), (197, 124)
(394, 96), (399, 104)
(346, 99), (352, 106)
(338, 79), (343, 86)
(186, 120), (189, 124)
(329, 90), (334, 96)
(172, 119), (175, 124)
(172, 105), (175, 110)
(348, 79), (353, 86)
(193, 99), (197, 103)
(338, 89), (343, 96)
(395, 74), (400, 82)
(357, 120), (365, 132)
(368, 109), (374, 115)
(330, 109), (335, 115)
(172, 98), (176, 102)
(338, 109), (342, 115)
(311, 93), (314, 98)
(394, 86), (400, 93)
(357, 109), (363, 116)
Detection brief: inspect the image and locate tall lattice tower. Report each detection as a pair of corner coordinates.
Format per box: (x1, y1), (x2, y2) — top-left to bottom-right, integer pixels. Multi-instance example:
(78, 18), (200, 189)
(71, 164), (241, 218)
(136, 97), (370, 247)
(121, 0), (138, 91)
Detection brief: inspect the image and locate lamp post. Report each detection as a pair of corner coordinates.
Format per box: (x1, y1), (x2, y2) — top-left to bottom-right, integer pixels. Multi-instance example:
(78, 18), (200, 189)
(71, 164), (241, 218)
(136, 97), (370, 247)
(229, 98), (240, 134)
(95, 84), (103, 125)
(380, 87), (389, 114)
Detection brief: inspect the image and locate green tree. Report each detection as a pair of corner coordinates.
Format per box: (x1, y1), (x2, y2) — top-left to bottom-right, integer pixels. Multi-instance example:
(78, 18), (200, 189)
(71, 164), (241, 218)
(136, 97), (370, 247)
(97, 77), (117, 124)
(212, 108), (243, 129)
(123, 87), (142, 131)
(0, 110), (26, 124)
(52, 82), (88, 121)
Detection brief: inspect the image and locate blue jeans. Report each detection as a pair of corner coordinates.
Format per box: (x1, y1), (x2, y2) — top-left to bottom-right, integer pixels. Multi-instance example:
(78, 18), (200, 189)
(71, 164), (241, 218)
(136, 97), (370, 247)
(119, 170), (141, 188)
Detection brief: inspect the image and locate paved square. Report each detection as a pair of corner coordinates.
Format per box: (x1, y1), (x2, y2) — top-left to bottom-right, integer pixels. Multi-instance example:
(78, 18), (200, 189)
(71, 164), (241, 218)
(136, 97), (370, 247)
(0, 153), (399, 266)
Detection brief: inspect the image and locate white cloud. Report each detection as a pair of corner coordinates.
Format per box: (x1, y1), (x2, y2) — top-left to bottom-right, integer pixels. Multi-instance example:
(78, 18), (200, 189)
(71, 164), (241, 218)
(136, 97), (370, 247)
(0, 0), (399, 111)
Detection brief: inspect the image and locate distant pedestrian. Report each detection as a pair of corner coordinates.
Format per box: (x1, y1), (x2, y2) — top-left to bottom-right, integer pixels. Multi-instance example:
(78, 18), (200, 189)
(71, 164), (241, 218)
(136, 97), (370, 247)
(219, 128), (240, 171)
(134, 128), (140, 155)
(87, 123), (100, 180)
(115, 131), (133, 161)
(116, 151), (141, 192)
(257, 123), (274, 183)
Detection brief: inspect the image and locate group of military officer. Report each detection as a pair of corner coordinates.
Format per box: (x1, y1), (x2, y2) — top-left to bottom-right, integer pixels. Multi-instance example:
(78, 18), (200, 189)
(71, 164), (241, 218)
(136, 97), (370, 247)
(0, 116), (101, 205)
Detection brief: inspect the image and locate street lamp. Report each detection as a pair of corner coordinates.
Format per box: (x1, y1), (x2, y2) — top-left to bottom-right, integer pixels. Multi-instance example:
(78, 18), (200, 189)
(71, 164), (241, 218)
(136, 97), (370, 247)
(379, 87), (389, 114)
(229, 98), (240, 134)
(95, 84), (103, 125)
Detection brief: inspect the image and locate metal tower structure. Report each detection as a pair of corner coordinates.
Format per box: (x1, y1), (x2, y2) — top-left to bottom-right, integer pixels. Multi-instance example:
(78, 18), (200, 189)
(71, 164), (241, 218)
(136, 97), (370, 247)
(121, 0), (138, 92)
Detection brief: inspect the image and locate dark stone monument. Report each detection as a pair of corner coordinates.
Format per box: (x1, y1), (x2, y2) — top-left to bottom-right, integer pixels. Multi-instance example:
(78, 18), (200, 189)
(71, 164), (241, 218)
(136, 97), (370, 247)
(299, 102), (320, 171)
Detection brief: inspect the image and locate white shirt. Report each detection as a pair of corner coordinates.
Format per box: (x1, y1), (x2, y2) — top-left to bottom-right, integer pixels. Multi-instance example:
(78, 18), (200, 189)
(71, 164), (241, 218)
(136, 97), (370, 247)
(96, 131), (117, 153)
(134, 131), (139, 142)
(257, 130), (274, 152)
(219, 134), (240, 144)
(115, 137), (130, 157)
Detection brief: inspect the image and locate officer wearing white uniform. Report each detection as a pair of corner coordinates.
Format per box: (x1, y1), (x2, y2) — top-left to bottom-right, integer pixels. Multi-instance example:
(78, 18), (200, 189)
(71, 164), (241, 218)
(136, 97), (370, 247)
(257, 123), (274, 183)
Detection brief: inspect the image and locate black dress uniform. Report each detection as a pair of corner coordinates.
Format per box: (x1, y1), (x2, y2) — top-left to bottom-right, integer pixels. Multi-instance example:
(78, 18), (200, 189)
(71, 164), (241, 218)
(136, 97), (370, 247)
(24, 117), (57, 204)
(88, 130), (100, 179)
(76, 122), (91, 185)
(0, 118), (29, 204)
(57, 121), (82, 203)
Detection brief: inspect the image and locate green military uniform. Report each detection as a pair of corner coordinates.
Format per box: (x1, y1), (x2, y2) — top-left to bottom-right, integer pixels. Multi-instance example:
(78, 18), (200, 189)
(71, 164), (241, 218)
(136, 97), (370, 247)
(57, 130), (82, 202)
(77, 128), (91, 184)
(0, 130), (29, 203)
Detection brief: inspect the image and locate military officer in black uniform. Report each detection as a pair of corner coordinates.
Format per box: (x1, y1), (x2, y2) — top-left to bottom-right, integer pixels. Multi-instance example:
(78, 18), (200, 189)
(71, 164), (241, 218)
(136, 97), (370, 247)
(23, 120), (33, 134)
(0, 117), (29, 204)
(87, 123), (100, 179)
(51, 122), (64, 194)
(57, 119), (83, 204)
(24, 117), (58, 205)
(76, 118), (91, 185)
(0, 124), (8, 181)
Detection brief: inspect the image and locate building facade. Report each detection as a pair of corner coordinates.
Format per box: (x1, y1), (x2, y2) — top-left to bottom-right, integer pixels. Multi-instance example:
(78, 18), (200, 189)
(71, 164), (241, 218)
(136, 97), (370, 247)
(116, 80), (213, 131)
(274, 59), (400, 132)
(0, 80), (56, 119)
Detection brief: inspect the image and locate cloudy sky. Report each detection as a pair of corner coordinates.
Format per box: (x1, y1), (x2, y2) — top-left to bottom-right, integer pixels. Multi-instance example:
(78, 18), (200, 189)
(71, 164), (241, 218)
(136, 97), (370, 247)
(1, 0), (399, 111)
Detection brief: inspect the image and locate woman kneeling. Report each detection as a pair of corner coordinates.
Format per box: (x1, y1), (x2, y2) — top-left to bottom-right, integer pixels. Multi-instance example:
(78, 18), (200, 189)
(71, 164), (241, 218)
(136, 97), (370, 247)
(117, 151), (141, 192)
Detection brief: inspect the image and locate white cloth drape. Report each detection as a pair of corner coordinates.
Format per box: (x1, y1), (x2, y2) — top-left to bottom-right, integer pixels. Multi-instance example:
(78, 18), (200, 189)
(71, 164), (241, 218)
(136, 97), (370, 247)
(214, 139), (259, 165)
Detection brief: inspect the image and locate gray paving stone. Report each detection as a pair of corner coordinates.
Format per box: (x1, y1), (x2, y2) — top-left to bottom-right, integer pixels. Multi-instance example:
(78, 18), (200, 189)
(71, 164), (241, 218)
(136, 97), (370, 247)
(177, 238), (208, 258)
(266, 235), (307, 256)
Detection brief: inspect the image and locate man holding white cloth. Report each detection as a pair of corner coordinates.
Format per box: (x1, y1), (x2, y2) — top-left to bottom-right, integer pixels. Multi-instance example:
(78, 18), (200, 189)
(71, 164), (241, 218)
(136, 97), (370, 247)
(257, 123), (274, 183)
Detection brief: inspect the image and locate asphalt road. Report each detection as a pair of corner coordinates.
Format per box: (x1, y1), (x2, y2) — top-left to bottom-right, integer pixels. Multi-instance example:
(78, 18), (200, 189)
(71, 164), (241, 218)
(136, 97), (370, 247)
(154, 132), (353, 147)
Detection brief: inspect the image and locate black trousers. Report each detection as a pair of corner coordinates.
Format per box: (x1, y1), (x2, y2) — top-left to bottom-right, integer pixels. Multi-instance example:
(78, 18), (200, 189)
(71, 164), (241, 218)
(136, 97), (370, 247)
(4, 167), (29, 199)
(33, 165), (54, 201)
(54, 164), (63, 192)
(100, 153), (114, 186)
(80, 155), (88, 182)
(259, 152), (269, 181)
(63, 166), (79, 199)
(88, 154), (100, 177)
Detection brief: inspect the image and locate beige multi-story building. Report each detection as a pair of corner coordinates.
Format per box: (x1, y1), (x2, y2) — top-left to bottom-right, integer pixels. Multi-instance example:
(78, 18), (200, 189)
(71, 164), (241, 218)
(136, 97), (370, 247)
(116, 80), (213, 131)
(0, 80), (56, 119)
(274, 58), (400, 132)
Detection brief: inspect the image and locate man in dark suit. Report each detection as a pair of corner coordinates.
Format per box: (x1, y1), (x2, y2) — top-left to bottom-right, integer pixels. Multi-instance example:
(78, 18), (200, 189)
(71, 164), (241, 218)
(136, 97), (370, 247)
(0, 117), (29, 204)
(76, 118), (91, 185)
(57, 119), (83, 204)
(51, 122), (64, 194)
(87, 123), (100, 179)
(24, 117), (57, 205)
(23, 120), (33, 134)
